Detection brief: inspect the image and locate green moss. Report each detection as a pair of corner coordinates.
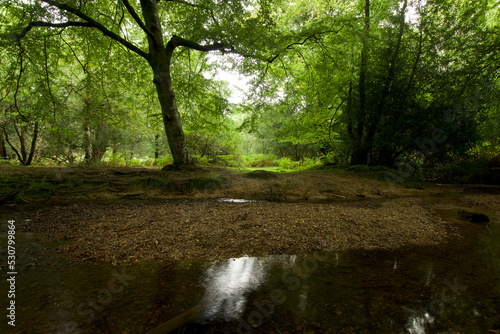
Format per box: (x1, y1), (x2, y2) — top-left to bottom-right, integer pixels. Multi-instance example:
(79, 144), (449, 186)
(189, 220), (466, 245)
(186, 174), (227, 190)
(244, 170), (278, 179)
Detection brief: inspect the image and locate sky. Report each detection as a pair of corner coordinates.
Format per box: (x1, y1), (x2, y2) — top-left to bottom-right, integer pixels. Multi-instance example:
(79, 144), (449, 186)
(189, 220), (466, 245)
(206, 53), (253, 104)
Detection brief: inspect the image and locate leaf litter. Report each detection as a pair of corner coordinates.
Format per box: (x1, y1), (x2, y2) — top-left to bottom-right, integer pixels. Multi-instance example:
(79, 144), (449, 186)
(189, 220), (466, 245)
(20, 197), (457, 264)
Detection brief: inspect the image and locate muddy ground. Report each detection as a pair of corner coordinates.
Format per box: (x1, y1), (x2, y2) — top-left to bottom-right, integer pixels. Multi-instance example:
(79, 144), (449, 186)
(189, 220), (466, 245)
(1, 166), (499, 263)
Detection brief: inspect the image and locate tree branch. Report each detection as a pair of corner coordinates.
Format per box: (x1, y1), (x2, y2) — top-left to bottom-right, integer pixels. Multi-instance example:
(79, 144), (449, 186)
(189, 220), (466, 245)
(35, 0), (149, 60)
(121, 0), (157, 45)
(26, 121), (39, 166)
(17, 21), (94, 40)
(43, 37), (57, 115)
(266, 25), (347, 63)
(60, 34), (88, 73)
(13, 45), (29, 123)
(168, 35), (225, 52)
(167, 35), (225, 52)
(2, 127), (23, 164)
(169, 38), (261, 61)
(163, 0), (200, 8)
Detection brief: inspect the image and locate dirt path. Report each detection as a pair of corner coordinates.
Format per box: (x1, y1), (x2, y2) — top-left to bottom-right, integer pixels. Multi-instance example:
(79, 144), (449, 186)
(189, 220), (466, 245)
(2, 166), (499, 262)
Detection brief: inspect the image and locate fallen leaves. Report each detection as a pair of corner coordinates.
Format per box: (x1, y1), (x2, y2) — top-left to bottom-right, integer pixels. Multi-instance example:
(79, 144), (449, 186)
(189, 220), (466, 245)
(21, 198), (454, 263)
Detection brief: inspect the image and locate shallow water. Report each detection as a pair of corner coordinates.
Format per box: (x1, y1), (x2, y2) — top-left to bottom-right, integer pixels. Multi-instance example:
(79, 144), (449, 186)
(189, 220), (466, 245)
(215, 198), (264, 203)
(1, 199), (499, 334)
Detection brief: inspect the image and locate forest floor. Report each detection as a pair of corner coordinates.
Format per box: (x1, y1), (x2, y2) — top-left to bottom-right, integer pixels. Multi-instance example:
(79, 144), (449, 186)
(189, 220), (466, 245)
(1, 165), (499, 263)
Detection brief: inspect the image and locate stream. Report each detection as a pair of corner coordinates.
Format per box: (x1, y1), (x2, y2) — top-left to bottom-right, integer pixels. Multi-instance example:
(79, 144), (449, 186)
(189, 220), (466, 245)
(1, 197), (499, 334)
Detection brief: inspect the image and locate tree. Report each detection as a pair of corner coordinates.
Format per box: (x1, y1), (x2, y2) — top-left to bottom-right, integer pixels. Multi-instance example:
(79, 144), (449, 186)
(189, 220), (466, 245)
(243, 0), (499, 167)
(7, 0), (275, 166)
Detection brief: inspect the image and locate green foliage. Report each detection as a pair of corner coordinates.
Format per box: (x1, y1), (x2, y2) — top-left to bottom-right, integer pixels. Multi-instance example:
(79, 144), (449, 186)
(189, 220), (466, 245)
(277, 157), (300, 170)
(211, 155), (241, 167)
(153, 155), (175, 166)
(242, 154), (279, 167)
(1, 0), (498, 184)
(238, 0), (499, 183)
(422, 151), (493, 184)
(279, 157), (321, 171)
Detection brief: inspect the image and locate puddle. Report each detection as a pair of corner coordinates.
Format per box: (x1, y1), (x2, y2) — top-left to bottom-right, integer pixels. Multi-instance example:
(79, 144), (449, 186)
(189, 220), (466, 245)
(1, 203), (499, 333)
(215, 198), (263, 203)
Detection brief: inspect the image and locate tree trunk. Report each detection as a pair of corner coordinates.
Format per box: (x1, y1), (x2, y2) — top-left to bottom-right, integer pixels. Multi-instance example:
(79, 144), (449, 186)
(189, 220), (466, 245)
(83, 123), (92, 162)
(26, 121), (39, 165)
(365, 0), (408, 149)
(350, 0), (370, 166)
(91, 145), (106, 162)
(357, 0), (369, 139)
(0, 131), (7, 159)
(5, 121), (39, 166)
(141, 0), (192, 166)
(90, 125), (107, 162)
(152, 59), (192, 166)
(350, 145), (369, 165)
(13, 123), (28, 163)
(154, 133), (160, 159)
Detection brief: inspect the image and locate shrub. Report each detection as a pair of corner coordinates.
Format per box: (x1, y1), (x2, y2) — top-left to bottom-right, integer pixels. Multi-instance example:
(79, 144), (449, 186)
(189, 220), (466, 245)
(278, 157), (300, 170)
(242, 154), (279, 167)
(153, 155), (174, 166)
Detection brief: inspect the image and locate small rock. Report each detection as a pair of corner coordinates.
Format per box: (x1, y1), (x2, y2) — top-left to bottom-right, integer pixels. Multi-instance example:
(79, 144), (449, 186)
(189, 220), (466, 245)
(457, 211), (490, 223)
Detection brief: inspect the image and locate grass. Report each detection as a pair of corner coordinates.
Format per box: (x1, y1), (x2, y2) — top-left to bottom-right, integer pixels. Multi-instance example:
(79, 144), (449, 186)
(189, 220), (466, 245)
(0, 165), (230, 203)
(0, 172), (61, 202)
(244, 170), (279, 179)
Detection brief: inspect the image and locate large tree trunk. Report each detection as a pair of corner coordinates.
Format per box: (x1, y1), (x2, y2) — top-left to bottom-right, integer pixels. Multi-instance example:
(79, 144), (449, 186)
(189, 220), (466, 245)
(83, 74), (92, 162)
(141, 0), (192, 166)
(151, 59), (192, 166)
(350, 145), (369, 165)
(19, 0), (228, 168)
(90, 144), (106, 162)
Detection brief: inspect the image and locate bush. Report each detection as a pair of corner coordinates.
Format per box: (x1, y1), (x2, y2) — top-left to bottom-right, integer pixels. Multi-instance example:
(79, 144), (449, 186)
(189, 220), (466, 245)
(193, 155), (210, 166)
(278, 157), (301, 170)
(242, 154), (279, 167)
(152, 155), (174, 166)
(422, 152), (490, 183)
(277, 157), (321, 171)
(127, 159), (144, 167)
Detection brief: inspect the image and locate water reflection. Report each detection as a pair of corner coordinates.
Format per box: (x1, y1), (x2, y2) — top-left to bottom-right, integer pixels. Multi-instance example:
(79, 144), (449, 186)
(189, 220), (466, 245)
(215, 198), (262, 203)
(199, 254), (300, 322)
(200, 256), (267, 321)
(1, 211), (499, 333)
(405, 312), (435, 334)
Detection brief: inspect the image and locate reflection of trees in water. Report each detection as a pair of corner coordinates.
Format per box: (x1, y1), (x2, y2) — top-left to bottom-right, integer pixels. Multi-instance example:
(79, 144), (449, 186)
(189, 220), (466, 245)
(199, 254), (303, 322)
(200, 256), (267, 321)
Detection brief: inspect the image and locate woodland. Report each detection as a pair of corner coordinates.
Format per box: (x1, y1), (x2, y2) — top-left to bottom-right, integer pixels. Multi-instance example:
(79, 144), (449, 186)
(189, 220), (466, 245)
(0, 0), (499, 183)
(1, 2), (500, 333)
